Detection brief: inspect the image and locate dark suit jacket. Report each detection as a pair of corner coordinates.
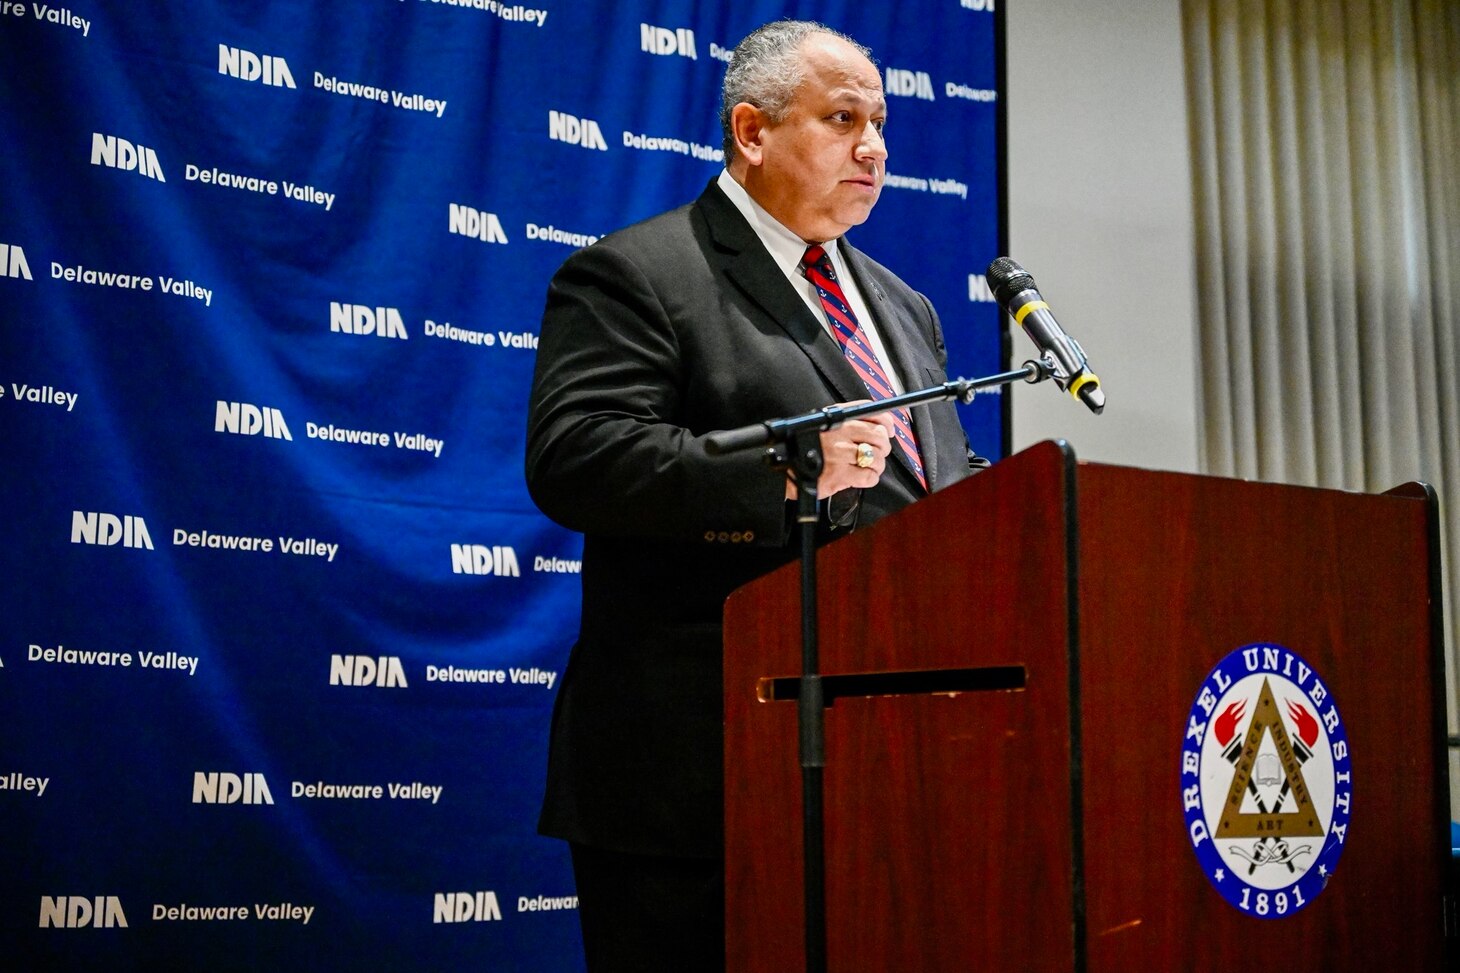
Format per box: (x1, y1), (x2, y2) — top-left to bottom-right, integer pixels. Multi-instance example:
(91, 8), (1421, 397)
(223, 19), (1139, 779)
(526, 180), (977, 859)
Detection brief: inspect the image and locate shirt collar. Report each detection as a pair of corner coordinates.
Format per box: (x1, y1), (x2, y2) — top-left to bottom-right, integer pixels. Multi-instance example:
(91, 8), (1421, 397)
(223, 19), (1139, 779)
(716, 169), (843, 278)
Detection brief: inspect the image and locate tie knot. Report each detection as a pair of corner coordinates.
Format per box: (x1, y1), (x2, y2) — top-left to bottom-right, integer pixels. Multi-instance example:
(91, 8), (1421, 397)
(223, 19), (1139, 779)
(802, 244), (833, 278)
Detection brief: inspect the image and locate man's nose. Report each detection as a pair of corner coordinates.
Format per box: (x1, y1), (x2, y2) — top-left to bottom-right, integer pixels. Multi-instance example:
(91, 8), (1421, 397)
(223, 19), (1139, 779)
(856, 123), (888, 162)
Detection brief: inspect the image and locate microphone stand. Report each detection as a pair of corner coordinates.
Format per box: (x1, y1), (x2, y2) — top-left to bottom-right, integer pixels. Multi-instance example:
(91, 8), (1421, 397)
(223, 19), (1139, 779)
(705, 361), (1054, 973)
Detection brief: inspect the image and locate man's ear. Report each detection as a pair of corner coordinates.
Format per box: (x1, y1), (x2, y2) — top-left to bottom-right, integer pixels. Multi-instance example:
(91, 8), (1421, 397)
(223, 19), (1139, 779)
(730, 103), (767, 166)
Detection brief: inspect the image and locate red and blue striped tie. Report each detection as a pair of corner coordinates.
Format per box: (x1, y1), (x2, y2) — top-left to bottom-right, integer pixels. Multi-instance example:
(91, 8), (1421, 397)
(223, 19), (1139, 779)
(802, 244), (926, 491)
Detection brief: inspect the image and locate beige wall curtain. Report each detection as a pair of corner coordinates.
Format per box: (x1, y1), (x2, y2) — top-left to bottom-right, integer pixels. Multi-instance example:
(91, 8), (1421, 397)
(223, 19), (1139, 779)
(1183, 0), (1460, 751)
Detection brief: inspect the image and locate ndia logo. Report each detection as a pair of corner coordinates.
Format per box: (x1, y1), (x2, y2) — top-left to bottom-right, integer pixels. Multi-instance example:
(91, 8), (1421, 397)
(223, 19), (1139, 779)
(450, 544), (520, 577)
(640, 23), (697, 60)
(331, 302), (407, 339)
(192, 772), (275, 804)
(329, 654), (408, 688)
(968, 275), (995, 303)
(885, 68), (935, 101)
(91, 133), (166, 182)
(1, 242), (33, 280)
(39, 896), (128, 928)
(549, 111), (608, 151)
(449, 204), (508, 244)
(71, 511), (154, 549)
(434, 891), (501, 923)
(215, 400), (292, 439)
(218, 44), (296, 88)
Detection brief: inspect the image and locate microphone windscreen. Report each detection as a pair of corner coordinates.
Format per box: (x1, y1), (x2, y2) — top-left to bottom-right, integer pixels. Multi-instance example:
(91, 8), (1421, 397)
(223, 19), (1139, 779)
(985, 256), (1037, 308)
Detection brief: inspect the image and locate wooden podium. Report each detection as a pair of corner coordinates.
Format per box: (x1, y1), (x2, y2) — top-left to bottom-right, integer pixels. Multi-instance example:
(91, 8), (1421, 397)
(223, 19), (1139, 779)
(723, 441), (1450, 971)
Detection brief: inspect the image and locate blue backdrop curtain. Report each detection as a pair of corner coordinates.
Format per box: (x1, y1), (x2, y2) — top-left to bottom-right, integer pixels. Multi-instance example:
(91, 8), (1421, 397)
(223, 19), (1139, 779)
(0, 2), (1002, 968)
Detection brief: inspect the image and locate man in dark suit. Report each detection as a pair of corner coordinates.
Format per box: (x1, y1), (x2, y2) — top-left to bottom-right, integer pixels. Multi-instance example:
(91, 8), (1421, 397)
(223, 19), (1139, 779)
(526, 19), (983, 971)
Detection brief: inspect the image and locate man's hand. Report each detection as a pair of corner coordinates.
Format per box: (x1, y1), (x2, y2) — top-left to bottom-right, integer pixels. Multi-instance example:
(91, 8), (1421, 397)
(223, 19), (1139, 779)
(784, 402), (895, 499)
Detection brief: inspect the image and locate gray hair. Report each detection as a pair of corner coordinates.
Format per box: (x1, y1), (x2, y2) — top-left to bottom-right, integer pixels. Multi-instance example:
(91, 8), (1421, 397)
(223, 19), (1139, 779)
(719, 20), (874, 160)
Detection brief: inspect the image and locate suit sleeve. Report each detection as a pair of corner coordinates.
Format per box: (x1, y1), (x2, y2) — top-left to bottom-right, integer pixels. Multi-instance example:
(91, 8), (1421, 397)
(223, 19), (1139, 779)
(525, 239), (793, 545)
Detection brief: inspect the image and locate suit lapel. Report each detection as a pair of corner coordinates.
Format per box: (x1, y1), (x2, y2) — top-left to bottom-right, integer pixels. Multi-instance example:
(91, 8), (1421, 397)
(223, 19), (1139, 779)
(696, 185), (866, 405)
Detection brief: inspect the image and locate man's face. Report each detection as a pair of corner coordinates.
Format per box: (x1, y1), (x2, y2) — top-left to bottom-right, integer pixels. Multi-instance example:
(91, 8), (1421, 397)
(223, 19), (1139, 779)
(746, 35), (888, 243)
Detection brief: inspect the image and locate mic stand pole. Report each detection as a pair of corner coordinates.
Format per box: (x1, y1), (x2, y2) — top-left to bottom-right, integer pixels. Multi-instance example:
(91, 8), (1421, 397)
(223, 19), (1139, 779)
(785, 426), (828, 973)
(705, 360), (1054, 973)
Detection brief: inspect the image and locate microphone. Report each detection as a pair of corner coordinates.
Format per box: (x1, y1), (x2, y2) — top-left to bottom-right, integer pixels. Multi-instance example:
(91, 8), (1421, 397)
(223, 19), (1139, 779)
(986, 257), (1105, 414)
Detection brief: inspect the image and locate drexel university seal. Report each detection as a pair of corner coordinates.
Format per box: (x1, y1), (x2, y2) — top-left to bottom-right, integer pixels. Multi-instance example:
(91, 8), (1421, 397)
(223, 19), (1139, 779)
(1181, 643), (1352, 918)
